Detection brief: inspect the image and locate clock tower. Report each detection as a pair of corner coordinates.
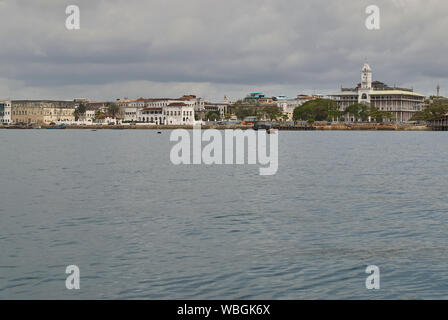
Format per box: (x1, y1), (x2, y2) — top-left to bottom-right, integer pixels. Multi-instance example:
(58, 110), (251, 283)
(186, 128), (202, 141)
(358, 62), (372, 105)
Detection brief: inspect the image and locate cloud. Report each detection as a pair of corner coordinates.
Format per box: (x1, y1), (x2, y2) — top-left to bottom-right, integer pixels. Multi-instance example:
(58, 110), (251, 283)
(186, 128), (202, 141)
(0, 0), (447, 101)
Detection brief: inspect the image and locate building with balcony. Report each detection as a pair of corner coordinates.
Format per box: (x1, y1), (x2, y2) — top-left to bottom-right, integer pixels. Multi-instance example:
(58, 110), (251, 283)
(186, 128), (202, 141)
(329, 63), (425, 122)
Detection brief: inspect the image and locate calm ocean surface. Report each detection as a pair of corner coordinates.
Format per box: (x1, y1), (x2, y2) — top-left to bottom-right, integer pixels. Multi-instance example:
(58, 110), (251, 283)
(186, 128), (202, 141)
(1, 130), (448, 299)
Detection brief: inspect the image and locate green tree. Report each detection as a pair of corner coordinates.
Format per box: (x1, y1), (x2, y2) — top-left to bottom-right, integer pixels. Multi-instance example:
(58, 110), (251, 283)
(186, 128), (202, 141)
(369, 108), (395, 123)
(205, 111), (220, 121)
(262, 105), (282, 121)
(107, 102), (120, 119)
(234, 104), (260, 120)
(411, 100), (448, 121)
(293, 99), (338, 122)
(344, 103), (372, 122)
(73, 103), (87, 121)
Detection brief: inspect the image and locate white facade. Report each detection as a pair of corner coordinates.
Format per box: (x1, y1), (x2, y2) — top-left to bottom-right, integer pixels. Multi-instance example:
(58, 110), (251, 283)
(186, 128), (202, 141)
(164, 102), (195, 125)
(116, 99), (137, 122)
(359, 63), (372, 104)
(330, 63), (425, 122)
(140, 107), (164, 124)
(77, 110), (96, 124)
(124, 105), (138, 122)
(0, 100), (12, 124)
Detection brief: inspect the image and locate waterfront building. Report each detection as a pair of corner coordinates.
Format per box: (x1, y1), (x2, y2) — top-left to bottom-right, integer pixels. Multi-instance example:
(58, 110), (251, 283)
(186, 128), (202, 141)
(163, 102), (195, 125)
(129, 97), (197, 124)
(0, 100), (12, 124)
(116, 98), (137, 122)
(178, 95), (205, 112)
(134, 98), (171, 123)
(203, 102), (228, 119)
(75, 108), (96, 125)
(140, 106), (164, 124)
(329, 63), (425, 122)
(11, 100), (76, 124)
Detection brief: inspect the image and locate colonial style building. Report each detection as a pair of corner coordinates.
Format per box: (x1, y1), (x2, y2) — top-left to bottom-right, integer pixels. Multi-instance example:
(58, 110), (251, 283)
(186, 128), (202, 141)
(11, 100), (76, 124)
(0, 100), (12, 124)
(203, 102), (228, 119)
(163, 102), (194, 125)
(122, 97), (197, 125)
(330, 63), (425, 122)
(140, 106), (164, 124)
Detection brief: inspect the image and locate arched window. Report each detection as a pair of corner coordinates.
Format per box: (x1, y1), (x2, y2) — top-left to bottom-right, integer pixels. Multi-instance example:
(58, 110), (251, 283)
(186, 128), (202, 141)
(361, 93), (367, 100)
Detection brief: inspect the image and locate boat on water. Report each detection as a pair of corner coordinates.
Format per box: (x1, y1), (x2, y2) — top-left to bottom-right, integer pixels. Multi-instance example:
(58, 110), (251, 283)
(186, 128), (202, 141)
(46, 124), (67, 129)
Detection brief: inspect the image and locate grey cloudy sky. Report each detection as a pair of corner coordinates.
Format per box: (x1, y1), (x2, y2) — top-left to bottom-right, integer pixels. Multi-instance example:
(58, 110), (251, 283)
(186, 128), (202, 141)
(0, 0), (447, 101)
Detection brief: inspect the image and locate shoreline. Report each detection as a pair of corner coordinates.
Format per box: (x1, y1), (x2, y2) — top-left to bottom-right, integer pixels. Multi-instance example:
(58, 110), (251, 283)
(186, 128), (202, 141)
(0, 124), (430, 131)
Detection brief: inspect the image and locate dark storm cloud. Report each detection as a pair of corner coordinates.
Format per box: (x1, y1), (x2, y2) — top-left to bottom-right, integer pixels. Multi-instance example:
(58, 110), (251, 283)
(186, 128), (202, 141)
(0, 0), (447, 100)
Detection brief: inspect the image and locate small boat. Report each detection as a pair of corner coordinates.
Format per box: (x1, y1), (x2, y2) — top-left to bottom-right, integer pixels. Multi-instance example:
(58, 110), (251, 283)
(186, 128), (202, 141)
(46, 124), (67, 129)
(91, 129), (97, 131)
(34, 126), (42, 129)
(157, 131), (162, 134)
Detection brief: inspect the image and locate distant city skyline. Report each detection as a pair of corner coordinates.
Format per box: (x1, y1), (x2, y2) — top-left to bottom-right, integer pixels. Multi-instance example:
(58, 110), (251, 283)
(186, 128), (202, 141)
(0, 0), (447, 101)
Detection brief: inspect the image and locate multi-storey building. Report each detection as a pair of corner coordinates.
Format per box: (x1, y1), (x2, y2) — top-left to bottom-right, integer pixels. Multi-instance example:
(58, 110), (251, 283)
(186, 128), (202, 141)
(330, 63), (425, 122)
(163, 102), (195, 125)
(0, 100), (12, 124)
(179, 95), (205, 112)
(116, 98), (137, 122)
(131, 97), (197, 125)
(140, 107), (164, 124)
(11, 100), (76, 124)
(203, 102), (228, 119)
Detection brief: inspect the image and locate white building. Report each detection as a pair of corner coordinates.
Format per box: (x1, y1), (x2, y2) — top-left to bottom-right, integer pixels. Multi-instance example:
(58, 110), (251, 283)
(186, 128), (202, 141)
(330, 63), (425, 122)
(116, 98), (138, 122)
(0, 100), (12, 124)
(179, 95), (204, 112)
(76, 109), (96, 125)
(164, 102), (195, 125)
(140, 107), (164, 124)
(129, 97), (196, 125)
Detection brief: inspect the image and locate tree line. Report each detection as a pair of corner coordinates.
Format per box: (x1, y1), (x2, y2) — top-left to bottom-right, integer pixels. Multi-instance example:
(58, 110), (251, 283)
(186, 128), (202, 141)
(292, 99), (395, 123)
(411, 98), (448, 121)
